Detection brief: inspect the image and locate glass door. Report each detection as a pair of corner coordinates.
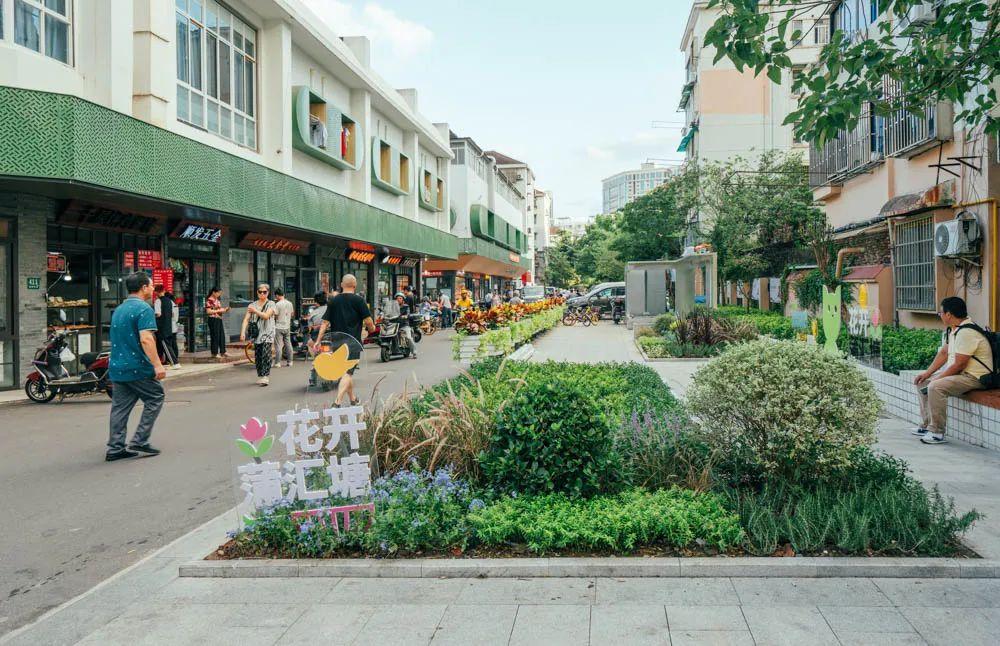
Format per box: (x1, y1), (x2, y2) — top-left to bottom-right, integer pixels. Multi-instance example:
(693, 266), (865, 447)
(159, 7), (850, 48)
(98, 253), (126, 354)
(0, 240), (15, 389)
(191, 260), (216, 352)
(170, 258), (193, 352)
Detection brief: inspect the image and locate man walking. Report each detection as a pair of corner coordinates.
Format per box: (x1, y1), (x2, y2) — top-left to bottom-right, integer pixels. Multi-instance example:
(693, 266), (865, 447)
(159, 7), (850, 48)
(315, 274), (376, 407)
(272, 288), (295, 367)
(153, 285), (180, 368)
(106, 272), (166, 461)
(912, 296), (993, 445)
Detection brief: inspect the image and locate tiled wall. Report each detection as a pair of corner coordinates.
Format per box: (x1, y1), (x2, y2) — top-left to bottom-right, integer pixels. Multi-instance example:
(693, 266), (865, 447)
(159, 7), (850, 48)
(859, 365), (1000, 451)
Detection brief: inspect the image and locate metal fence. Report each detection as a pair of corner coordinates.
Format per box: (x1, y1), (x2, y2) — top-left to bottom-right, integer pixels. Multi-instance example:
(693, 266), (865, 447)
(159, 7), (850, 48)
(893, 217), (936, 312)
(809, 104), (879, 187)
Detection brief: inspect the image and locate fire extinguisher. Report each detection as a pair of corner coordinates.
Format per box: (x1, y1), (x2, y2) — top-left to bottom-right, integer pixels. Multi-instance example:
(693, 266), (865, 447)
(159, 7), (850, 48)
(341, 127), (349, 158)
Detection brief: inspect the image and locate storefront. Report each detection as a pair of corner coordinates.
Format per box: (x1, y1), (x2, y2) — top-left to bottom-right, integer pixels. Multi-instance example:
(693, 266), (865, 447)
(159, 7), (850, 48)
(379, 254), (420, 300)
(0, 218), (16, 390)
(45, 203), (164, 364)
(166, 221), (224, 352)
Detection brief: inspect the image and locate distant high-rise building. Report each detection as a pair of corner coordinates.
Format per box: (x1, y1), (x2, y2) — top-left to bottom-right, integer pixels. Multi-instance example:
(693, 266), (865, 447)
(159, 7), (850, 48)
(601, 163), (675, 214)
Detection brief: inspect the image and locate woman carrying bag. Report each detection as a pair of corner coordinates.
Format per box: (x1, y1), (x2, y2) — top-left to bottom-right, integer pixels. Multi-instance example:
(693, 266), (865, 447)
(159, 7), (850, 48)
(240, 283), (277, 386)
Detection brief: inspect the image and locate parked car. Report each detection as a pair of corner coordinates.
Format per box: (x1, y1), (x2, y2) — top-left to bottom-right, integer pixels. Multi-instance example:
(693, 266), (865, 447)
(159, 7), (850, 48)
(521, 285), (546, 303)
(566, 282), (626, 314)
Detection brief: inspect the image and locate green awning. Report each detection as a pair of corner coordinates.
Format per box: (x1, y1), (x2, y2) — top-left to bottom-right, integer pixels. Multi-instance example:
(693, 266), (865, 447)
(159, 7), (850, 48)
(677, 125), (698, 153)
(677, 80), (695, 110)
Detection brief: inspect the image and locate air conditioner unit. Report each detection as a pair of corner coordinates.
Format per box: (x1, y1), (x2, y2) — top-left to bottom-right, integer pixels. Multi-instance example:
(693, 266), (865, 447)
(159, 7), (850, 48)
(934, 214), (981, 257)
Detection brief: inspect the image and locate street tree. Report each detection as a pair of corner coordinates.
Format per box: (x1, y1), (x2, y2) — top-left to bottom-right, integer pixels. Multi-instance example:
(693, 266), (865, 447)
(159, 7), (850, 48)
(610, 169), (695, 262)
(704, 0), (1000, 143)
(545, 231), (580, 288)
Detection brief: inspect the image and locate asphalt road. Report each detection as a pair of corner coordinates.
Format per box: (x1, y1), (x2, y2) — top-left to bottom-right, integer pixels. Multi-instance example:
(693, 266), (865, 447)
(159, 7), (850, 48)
(0, 330), (461, 634)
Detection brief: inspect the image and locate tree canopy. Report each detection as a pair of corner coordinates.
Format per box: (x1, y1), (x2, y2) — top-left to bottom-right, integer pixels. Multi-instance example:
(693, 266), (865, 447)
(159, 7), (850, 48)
(704, 0), (1000, 142)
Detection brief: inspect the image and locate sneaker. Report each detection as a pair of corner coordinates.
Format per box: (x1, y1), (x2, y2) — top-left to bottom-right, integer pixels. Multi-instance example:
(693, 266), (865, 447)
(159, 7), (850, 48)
(260, 377), (269, 387)
(172, 364), (182, 369)
(911, 428), (929, 437)
(128, 443), (161, 456)
(273, 362), (281, 369)
(286, 362), (293, 367)
(920, 434), (947, 445)
(105, 449), (138, 462)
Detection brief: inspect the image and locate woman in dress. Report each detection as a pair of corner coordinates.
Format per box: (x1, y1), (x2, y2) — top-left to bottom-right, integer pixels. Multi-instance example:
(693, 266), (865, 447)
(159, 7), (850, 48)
(205, 286), (230, 359)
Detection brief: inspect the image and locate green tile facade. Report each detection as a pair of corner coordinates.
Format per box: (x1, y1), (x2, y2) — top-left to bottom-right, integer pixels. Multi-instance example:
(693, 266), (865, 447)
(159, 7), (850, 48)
(0, 87), (458, 259)
(459, 237), (531, 270)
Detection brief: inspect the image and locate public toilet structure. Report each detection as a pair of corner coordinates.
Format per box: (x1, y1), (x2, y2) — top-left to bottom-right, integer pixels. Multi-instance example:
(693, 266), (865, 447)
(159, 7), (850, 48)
(625, 252), (718, 321)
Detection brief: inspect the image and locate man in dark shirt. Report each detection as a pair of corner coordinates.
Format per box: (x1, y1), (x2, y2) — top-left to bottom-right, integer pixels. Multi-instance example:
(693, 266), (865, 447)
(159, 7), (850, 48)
(402, 285), (417, 312)
(316, 274), (375, 407)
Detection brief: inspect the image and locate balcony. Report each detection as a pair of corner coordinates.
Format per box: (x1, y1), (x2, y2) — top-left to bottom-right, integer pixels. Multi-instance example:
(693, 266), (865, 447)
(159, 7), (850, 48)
(809, 105), (883, 188)
(884, 99), (954, 159)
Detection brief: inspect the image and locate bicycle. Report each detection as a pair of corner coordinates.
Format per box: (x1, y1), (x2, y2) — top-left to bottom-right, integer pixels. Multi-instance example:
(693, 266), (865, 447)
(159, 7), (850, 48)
(562, 306), (594, 327)
(586, 306), (601, 325)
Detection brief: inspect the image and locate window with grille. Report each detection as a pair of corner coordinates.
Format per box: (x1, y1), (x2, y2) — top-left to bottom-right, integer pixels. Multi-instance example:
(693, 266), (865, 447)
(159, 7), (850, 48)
(176, 0), (257, 150)
(893, 217), (936, 311)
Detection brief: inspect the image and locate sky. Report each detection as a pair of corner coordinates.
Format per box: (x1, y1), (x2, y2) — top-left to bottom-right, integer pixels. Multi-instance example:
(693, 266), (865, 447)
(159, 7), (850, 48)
(302, 0), (689, 222)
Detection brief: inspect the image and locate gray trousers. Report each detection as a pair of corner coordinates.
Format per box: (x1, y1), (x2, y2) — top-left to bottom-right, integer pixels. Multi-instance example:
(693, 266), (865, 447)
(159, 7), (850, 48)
(917, 373), (984, 435)
(107, 378), (165, 452)
(274, 328), (293, 364)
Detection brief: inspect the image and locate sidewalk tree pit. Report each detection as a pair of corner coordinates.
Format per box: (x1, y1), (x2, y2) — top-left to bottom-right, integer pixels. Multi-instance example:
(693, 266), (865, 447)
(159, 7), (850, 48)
(221, 349), (979, 559)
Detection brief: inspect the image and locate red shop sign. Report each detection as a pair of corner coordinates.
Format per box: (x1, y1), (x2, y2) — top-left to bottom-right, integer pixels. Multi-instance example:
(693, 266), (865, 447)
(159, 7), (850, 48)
(152, 269), (174, 294)
(47, 253), (67, 273)
(421, 270), (443, 278)
(124, 250), (163, 270)
(346, 249), (376, 263)
(238, 232), (310, 255)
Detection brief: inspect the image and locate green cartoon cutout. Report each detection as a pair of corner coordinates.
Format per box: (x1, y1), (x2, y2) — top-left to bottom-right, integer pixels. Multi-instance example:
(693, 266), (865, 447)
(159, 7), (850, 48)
(822, 286), (841, 355)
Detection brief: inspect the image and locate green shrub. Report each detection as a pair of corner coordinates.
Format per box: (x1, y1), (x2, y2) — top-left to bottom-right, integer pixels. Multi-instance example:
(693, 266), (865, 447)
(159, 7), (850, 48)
(724, 478), (980, 556)
(616, 410), (717, 490)
(635, 326), (659, 338)
(637, 336), (672, 357)
(882, 326), (942, 375)
(652, 313), (677, 336)
(687, 340), (882, 480)
(479, 377), (624, 498)
(470, 488), (744, 553)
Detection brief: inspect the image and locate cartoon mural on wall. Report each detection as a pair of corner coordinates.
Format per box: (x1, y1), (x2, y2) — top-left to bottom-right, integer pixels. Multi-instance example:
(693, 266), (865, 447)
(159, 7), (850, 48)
(821, 286), (842, 355)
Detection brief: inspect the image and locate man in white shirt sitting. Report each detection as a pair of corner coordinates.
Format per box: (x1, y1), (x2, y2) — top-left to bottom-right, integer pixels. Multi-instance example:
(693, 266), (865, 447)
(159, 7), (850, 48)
(912, 297), (994, 445)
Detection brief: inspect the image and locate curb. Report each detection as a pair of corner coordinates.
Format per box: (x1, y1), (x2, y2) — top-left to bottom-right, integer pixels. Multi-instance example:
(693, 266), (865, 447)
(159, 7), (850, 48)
(0, 361), (242, 409)
(633, 340), (712, 363)
(179, 556), (1000, 579)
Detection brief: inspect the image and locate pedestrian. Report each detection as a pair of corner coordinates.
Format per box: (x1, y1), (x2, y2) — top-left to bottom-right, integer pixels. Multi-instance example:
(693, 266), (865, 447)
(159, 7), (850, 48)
(153, 285), (181, 369)
(394, 292), (418, 359)
(455, 289), (473, 316)
(205, 286), (230, 360)
(439, 291), (452, 327)
(306, 290), (328, 353)
(272, 287), (295, 368)
(240, 283), (276, 386)
(403, 284), (417, 312)
(106, 272), (166, 461)
(912, 296), (994, 445)
(510, 290), (523, 305)
(490, 290), (502, 309)
(315, 274), (376, 407)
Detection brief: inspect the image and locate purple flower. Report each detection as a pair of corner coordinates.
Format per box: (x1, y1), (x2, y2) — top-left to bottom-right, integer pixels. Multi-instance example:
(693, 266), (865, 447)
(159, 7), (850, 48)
(468, 499), (485, 511)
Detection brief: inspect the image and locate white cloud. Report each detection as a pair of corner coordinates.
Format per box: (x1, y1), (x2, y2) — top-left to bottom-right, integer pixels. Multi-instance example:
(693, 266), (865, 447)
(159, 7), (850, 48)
(304, 1), (434, 60)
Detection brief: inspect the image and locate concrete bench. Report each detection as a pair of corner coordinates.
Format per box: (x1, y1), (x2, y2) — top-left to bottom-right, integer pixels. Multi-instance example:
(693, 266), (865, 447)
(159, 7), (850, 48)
(865, 367), (1000, 451)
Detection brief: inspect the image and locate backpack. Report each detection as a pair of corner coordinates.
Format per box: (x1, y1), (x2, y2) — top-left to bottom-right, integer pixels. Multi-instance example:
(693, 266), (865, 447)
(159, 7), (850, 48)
(953, 323), (1000, 389)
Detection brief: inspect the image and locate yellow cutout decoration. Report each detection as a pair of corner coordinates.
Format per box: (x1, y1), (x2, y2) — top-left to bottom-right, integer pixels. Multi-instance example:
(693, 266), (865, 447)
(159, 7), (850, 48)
(811, 319), (818, 338)
(313, 344), (358, 382)
(858, 283), (868, 309)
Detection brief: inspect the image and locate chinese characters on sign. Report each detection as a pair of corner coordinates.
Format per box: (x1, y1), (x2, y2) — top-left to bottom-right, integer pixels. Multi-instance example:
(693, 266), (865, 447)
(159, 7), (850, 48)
(238, 233), (310, 255)
(173, 221), (224, 243)
(235, 407), (373, 526)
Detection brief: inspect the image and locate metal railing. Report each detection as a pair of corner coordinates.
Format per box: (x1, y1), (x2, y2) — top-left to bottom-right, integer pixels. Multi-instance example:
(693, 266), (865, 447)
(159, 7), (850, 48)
(809, 105), (881, 187)
(893, 216), (936, 312)
(884, 95), (951, 158)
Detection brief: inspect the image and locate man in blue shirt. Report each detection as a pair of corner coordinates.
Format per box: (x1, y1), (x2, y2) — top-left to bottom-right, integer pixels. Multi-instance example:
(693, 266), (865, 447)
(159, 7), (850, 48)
(106, 272), (167, 461)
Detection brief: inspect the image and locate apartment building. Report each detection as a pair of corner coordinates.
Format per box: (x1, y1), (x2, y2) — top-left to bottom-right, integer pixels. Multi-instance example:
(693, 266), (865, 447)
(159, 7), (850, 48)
(679, 1), (826, 239)
(485, 150), (538, 284)
(422, 134), (530, 300)
(0, 0), (456, 389)
(601, 163), (674, 214)
(532, 188), (553, 284)
(807, 1), (999, 333)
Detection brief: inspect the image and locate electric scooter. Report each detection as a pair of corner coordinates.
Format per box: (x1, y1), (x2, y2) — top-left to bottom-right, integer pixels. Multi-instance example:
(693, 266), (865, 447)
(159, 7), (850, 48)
(25, 330), (112, 403)
(378, 317), (413, 362)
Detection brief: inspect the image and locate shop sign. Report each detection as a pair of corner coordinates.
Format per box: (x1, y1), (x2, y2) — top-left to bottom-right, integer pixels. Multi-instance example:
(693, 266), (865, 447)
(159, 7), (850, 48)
(124, 250), (164, 270)
(59, 202), (162, 235)
(173, 220), (224, 243)
(508, 252), (520, 263)
(382, 255), (403, 265)
(346, 249), (376, 263)
(239, 233), (310, 255)
(400, 258), (419, 268)
(421, 270), (443, 278)
(26, 277), (41, 290)
(348, 241), (376, 252)
(152, 269), (174, 294)
(47, 253), (67, 273)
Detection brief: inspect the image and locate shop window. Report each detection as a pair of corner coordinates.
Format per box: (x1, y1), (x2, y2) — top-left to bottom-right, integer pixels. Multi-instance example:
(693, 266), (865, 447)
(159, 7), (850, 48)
(176, 0), (257, 149)
(14, 0), (71, 64)
(229, 248), (253, 304)
(379, 141), (391, 181)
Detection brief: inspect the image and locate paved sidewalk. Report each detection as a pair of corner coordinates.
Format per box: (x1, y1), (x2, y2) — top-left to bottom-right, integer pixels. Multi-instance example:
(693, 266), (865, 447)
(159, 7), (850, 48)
(7, 322), (1000, 645)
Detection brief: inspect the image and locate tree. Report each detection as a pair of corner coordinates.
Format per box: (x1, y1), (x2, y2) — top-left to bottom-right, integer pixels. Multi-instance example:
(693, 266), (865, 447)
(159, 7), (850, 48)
(545, 231), (579, 288)
(700, 151), (826, 302)
(611, 168), (695, 262)
(704, 1), (1000, 143)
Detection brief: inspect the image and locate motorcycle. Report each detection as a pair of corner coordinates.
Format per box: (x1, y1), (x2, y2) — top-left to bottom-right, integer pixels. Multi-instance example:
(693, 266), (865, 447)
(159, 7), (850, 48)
(291, 318), (310, 359)
(409, 313), (424, 343)
(612, 300), (624, 325)
(378, 317), (413, 362)
(25, 330), (112, 403)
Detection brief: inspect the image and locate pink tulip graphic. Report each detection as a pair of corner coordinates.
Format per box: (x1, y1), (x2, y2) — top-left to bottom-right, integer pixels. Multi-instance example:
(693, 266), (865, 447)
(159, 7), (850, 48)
(237, 418), (273, 459)
(241, 417), (268, 442)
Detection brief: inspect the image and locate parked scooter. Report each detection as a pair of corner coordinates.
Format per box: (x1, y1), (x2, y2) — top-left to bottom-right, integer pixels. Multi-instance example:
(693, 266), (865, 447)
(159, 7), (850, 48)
(409, 313), (424, 343)
(291, 318), (310, 359)
(25, 330), (112, 403)
(378, 316), (413, 362)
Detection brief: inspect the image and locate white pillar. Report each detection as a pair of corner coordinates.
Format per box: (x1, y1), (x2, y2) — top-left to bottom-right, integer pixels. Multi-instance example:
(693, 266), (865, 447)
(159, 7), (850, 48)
(132, 0), (171, 125)
(259, 20), (292, 172)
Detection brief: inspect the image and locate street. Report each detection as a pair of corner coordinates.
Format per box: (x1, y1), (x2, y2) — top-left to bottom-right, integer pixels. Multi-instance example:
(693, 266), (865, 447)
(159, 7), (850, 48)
(0, 331), (460, 634)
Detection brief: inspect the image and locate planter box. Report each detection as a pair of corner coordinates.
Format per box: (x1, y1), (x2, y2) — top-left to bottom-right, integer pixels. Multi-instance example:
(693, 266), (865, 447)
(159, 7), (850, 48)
(858, 364), (1000, 452)
(456, 336), (504, 364)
